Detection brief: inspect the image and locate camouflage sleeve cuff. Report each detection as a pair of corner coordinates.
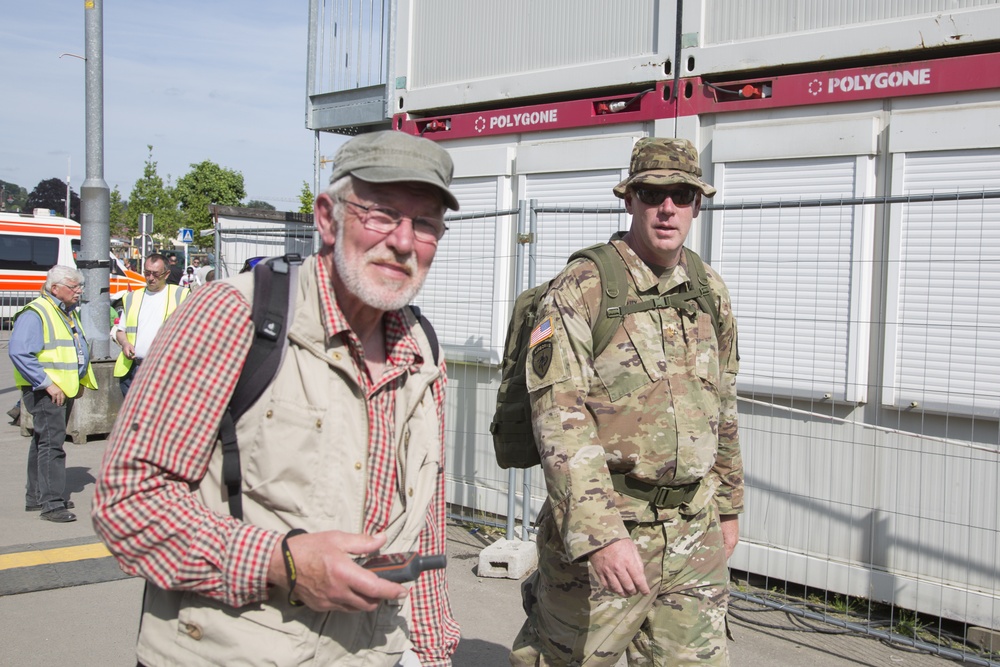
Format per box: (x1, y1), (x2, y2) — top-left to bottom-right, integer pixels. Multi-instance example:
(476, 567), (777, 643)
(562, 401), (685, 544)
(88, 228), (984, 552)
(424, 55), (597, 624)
(706, 465), (744, 516)
(714, 495), (744, 516)
(711, 476), (744, 515)
(549, 485), (631, 562)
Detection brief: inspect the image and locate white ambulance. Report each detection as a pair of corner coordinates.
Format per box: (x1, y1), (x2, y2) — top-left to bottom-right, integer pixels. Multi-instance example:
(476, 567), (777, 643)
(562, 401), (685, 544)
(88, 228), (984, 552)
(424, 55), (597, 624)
(0, 209), (145, 321)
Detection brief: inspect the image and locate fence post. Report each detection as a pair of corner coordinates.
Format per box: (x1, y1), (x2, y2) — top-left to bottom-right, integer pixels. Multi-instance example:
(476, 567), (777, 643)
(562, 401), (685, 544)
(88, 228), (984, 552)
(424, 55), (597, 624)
(521, 199), (540, 540)
(505, 199), (531, 540)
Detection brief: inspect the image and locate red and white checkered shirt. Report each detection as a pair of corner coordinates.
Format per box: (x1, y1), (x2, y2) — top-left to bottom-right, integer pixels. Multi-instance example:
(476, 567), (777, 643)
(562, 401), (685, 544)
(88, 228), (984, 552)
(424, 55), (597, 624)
(93, 258), (460, 666)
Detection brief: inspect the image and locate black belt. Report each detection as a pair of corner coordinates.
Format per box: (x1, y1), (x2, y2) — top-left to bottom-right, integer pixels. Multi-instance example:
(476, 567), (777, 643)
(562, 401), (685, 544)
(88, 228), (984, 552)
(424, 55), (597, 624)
(611, 473), (700, 509)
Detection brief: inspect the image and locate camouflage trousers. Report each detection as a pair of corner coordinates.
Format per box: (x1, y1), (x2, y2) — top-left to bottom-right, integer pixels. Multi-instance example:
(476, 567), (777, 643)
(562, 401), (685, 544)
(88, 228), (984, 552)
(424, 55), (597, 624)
(509, 502), (729, 667)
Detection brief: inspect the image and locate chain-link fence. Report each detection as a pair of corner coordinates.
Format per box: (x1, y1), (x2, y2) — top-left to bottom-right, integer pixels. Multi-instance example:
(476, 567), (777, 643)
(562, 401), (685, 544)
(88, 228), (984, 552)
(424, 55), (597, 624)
(433, 192), (1000, 664)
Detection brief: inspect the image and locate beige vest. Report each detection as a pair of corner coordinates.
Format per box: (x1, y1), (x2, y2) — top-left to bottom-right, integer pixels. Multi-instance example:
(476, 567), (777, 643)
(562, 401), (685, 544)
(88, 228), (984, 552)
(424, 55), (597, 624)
(136, 255), (444, 667)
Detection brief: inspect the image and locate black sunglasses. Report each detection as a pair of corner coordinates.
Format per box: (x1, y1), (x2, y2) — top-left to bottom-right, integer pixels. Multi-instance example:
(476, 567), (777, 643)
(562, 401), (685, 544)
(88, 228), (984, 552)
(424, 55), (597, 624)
(632, 186), (698, 207)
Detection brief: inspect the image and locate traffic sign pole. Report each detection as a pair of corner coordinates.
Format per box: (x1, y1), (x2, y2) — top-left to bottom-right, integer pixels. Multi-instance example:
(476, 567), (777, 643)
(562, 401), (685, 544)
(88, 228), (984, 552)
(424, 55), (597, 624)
(178, 227), (194, 268)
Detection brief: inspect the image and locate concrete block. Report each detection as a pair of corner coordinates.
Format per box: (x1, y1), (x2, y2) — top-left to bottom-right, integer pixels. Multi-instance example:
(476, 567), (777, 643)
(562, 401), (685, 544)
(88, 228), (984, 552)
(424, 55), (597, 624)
(967, 625), (999, 653)
(20, 360), (123, 443)
(477, 537), (537, 580)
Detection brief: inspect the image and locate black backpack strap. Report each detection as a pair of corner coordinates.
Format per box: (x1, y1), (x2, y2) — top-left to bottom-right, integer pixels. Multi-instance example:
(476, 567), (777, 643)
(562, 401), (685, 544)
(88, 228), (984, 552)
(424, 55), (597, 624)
(409, 305), (440, 367)
(220, 253), (302, 520)
(218, 410), (243, 520)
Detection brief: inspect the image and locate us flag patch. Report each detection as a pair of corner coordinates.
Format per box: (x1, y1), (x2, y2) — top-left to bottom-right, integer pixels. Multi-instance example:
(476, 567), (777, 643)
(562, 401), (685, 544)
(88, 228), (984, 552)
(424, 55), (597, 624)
(530, 317), (553, 347)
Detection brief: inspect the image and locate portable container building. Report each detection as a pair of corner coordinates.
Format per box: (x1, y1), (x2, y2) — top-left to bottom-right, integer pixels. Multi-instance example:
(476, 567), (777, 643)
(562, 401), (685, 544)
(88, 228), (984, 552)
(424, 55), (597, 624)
(306, 0), (1000, 635)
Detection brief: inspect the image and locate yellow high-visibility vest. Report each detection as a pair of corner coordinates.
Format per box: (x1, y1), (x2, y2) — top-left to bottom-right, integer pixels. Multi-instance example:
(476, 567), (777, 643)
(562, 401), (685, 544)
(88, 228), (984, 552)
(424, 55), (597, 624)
(13, 294), (98, 395)
(113, 284), (189, 377)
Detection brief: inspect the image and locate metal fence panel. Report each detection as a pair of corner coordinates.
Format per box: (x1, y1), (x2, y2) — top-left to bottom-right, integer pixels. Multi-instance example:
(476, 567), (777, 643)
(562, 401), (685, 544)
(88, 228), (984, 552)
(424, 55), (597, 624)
(202, 194), (1000, 661)
(450, 193), (999, 662)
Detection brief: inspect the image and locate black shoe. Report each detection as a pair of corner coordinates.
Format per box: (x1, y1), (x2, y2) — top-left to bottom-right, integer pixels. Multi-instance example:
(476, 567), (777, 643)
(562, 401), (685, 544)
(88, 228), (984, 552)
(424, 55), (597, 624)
(26, 500), (75, 512)
(6, 405), (20, 422)
(40, 508), (77, 523)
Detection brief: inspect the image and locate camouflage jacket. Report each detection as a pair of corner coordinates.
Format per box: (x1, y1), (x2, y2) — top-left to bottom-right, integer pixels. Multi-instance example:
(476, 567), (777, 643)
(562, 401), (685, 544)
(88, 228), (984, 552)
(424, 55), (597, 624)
(526, 238), (743, 561)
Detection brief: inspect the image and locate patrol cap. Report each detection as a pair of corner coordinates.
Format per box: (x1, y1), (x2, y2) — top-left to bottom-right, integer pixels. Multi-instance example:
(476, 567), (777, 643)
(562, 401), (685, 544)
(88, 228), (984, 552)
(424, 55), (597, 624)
(330, 131), (460, 211)
(613, 137), (716, 199)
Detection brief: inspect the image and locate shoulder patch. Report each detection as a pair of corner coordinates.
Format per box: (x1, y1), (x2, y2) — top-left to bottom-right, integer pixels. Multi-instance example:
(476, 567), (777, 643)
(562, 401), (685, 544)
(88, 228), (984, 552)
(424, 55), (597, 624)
(531, 340), (553, 378)
(529, 317), (553, 347)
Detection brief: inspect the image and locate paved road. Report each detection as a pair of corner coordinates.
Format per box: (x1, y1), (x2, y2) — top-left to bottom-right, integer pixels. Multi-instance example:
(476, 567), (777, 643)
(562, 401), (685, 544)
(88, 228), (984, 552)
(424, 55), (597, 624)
(0, 336), (962, 666)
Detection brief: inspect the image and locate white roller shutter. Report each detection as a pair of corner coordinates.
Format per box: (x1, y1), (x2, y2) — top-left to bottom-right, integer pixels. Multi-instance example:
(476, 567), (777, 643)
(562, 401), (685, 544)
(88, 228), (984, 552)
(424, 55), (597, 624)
(522, 170), (628, 287)
(883, 148), (1000, 417)
(414, 176), (505, 362)
(717, 156), (873, 403)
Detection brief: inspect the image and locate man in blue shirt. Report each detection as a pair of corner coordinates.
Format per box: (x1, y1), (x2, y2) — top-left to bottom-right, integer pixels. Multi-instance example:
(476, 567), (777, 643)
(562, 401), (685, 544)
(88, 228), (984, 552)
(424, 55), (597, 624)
(9, 265), (98, 523)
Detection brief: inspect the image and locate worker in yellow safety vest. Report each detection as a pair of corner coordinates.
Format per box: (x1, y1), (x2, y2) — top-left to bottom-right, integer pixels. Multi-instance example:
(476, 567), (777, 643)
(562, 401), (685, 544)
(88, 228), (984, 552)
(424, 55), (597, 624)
(112, 253), (189, 396)
(9, 265), (97, 523)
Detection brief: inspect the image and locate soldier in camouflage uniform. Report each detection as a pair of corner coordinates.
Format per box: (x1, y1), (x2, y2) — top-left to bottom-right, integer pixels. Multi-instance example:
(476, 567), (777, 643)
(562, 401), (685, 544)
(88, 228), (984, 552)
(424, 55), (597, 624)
(509, 138), (743, 667)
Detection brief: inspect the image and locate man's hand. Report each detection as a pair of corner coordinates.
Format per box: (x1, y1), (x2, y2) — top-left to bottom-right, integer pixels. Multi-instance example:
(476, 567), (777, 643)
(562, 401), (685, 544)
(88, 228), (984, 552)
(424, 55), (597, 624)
(720, 515), (740, 559)
(588, 538), (650, 597)
(45, 384), (67, 407)
(268, 531), (408, 613)
(121, 340), (137, 360)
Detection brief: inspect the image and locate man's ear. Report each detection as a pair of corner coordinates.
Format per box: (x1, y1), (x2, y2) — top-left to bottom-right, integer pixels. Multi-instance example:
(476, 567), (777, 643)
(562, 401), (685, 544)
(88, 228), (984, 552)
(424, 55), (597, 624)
(692, 193), (703, 218)
(314, 193), (337, 247)
(623, 192), (634, 215)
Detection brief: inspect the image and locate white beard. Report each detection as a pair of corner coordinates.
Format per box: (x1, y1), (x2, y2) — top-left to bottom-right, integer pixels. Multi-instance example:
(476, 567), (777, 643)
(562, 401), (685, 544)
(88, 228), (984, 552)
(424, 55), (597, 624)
(333, 224), (427, 312)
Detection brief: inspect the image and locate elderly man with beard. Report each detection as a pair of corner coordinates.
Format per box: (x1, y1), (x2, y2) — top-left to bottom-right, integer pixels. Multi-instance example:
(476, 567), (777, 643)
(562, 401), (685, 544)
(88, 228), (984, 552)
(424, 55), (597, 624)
(10, 265), (97, 523)
(92, 131), (461, 667)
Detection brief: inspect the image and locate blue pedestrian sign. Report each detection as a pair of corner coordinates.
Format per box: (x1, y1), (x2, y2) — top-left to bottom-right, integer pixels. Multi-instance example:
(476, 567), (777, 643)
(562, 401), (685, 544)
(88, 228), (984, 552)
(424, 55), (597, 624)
(180, 228), (194, 244)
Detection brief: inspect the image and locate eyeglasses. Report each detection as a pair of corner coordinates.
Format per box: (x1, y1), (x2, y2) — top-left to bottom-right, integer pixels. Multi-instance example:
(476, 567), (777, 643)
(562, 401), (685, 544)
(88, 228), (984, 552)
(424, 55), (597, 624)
(143, 270), (167, 278)
(57, 282), (84, 292)
(338, 198), (448, 244)
(632, 186), (698, 207)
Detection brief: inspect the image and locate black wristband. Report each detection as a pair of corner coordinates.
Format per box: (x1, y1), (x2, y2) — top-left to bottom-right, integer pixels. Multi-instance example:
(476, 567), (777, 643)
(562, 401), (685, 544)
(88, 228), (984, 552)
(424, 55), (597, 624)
(282, 529), (308, 607)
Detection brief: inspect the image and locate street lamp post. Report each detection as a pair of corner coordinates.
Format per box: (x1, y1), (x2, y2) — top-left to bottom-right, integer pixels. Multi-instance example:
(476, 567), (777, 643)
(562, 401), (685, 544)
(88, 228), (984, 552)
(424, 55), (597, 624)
(61, 0), (124, 442)
(79, 0), (111, 359)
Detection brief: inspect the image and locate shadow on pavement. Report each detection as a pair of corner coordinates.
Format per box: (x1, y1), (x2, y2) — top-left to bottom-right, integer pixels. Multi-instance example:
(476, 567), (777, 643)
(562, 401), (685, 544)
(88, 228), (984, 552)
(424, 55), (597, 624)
(454, 637), (512, 666)
(65, 465), (96, 498)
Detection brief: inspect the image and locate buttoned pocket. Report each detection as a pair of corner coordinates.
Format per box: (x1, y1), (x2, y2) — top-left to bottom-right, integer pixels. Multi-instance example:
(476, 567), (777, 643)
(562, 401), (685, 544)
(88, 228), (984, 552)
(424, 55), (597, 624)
(242, 398), (326, 517)
(693, 312), (721, 386)
(175, 592), (319, 664)
(593, 317), (655, 402)
(688, 311), (721, 420)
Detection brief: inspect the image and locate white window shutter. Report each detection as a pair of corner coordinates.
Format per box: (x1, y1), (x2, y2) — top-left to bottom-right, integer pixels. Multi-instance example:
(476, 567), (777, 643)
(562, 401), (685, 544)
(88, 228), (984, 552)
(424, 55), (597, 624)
(883, 148), (1000, 417)
(717, 156), (872, 403)
(414, 177), (503, 360)
(522, 170), (628, 287)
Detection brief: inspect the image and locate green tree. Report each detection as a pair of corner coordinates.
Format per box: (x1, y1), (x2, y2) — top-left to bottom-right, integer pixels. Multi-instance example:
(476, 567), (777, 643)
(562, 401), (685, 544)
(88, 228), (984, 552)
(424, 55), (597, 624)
(129, 146), (180, 242)
(109, 186), (131, 238)
(174, 160), (246, 243)
(298, 181), (314, 214)
(0, 180), (29, 212)
(245, 199), (277, 211)
(25, 178), (80, 220)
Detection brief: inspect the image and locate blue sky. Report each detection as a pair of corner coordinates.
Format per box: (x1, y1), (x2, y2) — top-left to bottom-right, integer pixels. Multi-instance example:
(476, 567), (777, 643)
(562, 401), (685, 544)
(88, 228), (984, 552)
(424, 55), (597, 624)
(3, 1), (339, 210)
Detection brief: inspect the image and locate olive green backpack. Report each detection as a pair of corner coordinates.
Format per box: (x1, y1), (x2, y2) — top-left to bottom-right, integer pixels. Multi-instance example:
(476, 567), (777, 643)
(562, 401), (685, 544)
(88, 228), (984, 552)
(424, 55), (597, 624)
(489, 232), (720, 469)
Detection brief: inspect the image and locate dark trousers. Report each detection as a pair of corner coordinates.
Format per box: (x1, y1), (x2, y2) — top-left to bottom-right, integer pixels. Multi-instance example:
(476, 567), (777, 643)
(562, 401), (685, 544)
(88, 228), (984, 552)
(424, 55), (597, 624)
(22, 388), (74, 512)
(119, 359), (142, 397)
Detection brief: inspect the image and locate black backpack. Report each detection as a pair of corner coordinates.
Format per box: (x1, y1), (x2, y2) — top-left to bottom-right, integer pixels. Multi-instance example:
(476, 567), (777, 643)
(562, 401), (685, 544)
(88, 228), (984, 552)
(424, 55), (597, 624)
(489, 233), (720, 469)
(218, 254), (439, 520)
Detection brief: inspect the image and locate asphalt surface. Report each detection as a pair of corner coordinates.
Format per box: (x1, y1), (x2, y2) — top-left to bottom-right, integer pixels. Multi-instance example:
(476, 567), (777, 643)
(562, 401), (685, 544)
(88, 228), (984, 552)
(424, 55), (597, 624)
(0, 334), (964, 666)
